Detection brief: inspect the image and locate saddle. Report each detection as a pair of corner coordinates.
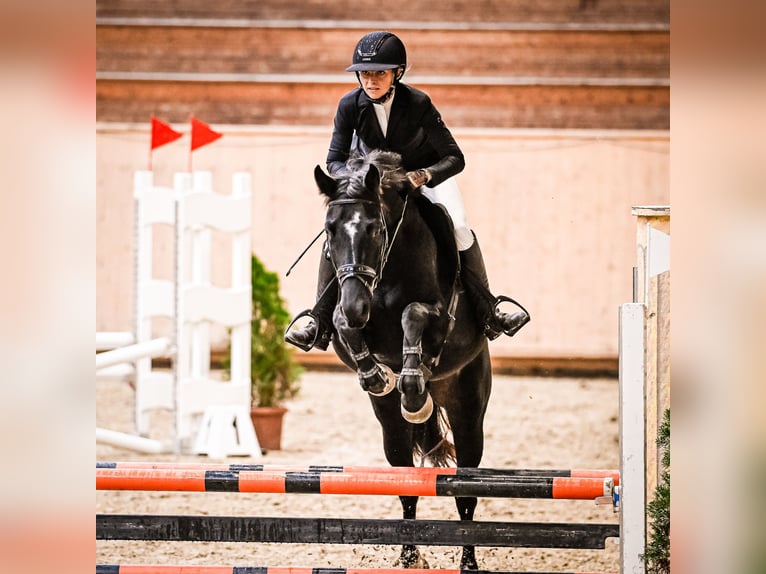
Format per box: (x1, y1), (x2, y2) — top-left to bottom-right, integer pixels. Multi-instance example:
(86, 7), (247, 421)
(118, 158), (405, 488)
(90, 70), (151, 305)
(410, 191), (531, 341)
(409, 193), (460, 287)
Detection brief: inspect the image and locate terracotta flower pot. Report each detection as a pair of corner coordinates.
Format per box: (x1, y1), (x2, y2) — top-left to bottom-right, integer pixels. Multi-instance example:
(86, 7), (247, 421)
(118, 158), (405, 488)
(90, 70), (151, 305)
(250, 406), (288, 451)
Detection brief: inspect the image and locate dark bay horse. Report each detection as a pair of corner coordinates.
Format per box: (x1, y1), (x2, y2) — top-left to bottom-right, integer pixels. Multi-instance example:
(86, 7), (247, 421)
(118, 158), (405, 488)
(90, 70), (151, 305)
(314, 150), (492, 569)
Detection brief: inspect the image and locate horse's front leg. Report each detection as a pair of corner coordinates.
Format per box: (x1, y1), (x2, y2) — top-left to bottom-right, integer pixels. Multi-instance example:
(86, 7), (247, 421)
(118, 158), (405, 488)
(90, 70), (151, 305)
(398, 302), (441, 424)
(395, 495), (429, 568)
(334, 312), (395, 395)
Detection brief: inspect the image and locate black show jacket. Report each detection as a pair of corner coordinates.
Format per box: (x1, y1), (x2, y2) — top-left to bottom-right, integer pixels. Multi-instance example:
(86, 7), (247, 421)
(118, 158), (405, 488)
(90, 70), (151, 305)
(326, 83), (465, 187)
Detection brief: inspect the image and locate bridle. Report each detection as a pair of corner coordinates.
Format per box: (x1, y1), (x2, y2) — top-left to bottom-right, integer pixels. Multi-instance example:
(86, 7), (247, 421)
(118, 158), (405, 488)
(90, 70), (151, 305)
(326, 193), (409, 297)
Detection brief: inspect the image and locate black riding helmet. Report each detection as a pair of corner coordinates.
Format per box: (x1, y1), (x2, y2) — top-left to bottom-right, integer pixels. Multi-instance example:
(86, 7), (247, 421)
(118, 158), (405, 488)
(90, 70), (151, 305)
(346, 31), (407, 86)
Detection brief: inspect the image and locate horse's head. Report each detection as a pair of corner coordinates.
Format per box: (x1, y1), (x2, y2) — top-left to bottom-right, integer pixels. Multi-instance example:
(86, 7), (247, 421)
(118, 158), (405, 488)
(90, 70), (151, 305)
(315, 160), (389, 329)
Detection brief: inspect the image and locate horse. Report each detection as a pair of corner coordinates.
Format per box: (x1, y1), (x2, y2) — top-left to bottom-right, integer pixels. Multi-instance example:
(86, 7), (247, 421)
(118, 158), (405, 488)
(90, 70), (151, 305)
(313, 150), (493, 569)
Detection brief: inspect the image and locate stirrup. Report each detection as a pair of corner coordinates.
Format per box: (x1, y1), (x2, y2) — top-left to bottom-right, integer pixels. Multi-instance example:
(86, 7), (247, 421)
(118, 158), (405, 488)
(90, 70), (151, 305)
(480, 295), (532, 340)
(493, 295), (531, 337)
(284, 309), (324, 352)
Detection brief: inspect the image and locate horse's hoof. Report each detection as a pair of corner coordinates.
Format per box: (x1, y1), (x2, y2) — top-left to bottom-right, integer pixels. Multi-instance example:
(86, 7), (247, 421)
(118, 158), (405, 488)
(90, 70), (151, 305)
(395, 547), (430, 569)
(401, 392), (433, 424)
(367, 364), (396, 396)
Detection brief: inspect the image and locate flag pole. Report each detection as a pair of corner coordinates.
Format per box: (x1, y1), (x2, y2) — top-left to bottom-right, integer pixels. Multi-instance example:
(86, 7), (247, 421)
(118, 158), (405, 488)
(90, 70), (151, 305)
(188, 115), (194, 173)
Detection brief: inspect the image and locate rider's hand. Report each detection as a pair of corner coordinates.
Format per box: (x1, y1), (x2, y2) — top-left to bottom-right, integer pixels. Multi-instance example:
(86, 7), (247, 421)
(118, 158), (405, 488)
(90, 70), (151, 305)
(406, 169), (431, 189)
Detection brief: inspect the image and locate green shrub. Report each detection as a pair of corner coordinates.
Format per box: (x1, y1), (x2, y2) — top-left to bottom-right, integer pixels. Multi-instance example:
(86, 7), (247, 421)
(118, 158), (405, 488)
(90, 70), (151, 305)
(224, 253), (302, 406)
(644, 408), (670, 573)
(249, 253), (302, 406)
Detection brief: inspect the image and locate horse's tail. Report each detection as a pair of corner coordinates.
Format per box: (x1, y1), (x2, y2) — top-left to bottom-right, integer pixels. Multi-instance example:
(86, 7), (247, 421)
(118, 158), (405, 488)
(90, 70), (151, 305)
(413, 406), (456, 467)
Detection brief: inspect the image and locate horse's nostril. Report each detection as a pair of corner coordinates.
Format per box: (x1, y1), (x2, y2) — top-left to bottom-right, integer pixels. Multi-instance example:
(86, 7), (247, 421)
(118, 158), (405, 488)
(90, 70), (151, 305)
(340, 289), (371, 328)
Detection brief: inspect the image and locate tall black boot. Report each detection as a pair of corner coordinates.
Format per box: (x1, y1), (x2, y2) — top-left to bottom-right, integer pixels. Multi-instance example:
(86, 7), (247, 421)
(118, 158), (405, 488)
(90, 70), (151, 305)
(459, 233), (530, 340)
(284, 253), (337, 351)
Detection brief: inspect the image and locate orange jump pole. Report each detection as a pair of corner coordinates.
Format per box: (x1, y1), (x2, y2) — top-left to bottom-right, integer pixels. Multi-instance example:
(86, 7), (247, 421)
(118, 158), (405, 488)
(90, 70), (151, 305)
(96, 467), (615, 500)
(96, 566), (615, 574)
(96, 569), (452, 574)
(97, 461), (619, 485)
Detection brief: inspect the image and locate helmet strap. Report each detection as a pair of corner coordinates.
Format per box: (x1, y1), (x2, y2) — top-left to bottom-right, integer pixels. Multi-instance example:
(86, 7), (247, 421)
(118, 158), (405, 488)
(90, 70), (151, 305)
(371, 85), (395, 104)
(355, 72), (397, 105)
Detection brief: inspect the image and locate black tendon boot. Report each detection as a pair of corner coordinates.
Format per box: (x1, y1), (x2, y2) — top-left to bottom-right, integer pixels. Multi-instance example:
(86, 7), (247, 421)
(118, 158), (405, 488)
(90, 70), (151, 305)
(285, 254), (337, 351)
(459, 233), (530, 340)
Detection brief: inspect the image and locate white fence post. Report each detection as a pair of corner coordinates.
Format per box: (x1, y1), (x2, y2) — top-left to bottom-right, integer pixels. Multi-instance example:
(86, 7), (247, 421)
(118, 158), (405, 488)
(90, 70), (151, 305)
(98, 170), (257, 458)
(619, 302), (647, 573)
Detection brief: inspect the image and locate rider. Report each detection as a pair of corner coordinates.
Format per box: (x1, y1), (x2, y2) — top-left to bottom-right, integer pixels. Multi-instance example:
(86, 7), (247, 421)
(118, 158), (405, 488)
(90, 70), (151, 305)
(286, 30), (529, 351)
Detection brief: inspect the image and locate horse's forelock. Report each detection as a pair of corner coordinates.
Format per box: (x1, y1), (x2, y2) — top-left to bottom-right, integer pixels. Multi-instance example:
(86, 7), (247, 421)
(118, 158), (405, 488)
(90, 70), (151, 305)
(341, 151), (408, 200)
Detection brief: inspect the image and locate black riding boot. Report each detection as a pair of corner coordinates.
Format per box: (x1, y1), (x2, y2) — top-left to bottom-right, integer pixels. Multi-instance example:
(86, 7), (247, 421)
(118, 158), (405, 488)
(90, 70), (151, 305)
(284, 253), (337, 351)
(459, 233), (530, 340)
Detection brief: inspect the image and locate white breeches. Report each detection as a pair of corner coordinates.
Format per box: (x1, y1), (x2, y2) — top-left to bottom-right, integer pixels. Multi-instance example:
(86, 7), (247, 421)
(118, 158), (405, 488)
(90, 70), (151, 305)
(420, 177), (475, 251)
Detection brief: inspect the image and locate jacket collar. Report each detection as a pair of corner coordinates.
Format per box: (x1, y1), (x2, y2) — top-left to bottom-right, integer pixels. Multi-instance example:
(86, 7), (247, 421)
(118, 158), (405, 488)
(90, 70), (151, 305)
(357, 85), (409, 146)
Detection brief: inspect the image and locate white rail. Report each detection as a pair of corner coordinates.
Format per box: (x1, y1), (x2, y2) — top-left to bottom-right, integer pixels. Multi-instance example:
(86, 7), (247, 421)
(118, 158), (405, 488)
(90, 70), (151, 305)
(95, 337), (172, 370)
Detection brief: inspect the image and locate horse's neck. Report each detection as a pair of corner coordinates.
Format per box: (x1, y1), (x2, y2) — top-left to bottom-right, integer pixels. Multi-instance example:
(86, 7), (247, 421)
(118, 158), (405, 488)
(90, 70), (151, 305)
(389, 197), (437, 259)
(381, 190), (405, 220)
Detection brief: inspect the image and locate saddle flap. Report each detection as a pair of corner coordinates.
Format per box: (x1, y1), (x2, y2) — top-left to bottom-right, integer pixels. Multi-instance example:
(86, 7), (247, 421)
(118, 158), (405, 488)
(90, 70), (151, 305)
(411, 194), (460, 286)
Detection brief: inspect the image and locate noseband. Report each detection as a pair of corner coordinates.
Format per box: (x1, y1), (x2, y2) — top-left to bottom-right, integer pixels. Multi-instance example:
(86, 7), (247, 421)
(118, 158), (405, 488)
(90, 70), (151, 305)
(326, 194), (409, 296)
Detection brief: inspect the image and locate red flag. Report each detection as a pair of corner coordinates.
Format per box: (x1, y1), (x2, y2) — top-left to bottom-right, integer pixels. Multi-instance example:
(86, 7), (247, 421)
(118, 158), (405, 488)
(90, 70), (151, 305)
(190, 117), (223, 151)
(150, 116), (183, 150)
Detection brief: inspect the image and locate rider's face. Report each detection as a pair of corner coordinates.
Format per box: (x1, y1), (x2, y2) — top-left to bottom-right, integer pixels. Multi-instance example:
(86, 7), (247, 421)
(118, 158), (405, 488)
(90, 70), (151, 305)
(359, 69), (395, 100)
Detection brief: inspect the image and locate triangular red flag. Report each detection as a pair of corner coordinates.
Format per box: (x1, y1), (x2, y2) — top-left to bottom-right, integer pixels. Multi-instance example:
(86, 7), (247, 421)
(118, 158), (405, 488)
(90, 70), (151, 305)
(150, 116), (183, 150)
(190, 117), (223, 151)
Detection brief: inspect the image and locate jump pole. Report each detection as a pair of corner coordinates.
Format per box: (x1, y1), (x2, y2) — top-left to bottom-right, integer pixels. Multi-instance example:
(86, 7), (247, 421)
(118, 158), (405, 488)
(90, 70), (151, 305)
(96, 331), (135, 351)
(96, 337), (172, 370)
(95, 429), (172, 455)
(97, 514), (619, 550)
(96, 461), (620, 484)
(96, 467), (617, 501)
(97, 568), (608, 574)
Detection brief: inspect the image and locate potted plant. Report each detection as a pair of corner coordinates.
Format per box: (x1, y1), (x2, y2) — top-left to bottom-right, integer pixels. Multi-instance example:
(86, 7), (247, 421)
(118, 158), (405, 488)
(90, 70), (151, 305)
(226, 253), (302, 450)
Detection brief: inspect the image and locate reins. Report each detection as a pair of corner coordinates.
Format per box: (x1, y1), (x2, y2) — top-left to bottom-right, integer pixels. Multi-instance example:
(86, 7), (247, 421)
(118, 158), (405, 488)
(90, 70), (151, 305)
(285, 228), (325, 277)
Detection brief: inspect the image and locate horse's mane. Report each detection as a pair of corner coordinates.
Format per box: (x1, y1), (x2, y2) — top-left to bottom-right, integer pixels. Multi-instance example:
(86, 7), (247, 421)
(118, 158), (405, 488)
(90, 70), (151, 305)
(337, 150), (409, 201)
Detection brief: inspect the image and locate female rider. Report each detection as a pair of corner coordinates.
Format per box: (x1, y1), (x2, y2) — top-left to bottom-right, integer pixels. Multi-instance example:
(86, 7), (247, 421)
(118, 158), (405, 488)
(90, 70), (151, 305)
(286, 31), (529, 351)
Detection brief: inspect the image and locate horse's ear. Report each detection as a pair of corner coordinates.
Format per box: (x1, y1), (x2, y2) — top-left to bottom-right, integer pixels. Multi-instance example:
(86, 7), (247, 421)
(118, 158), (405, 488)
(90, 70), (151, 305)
(365, 164), (380, 193)
(314, 165), (336, 198)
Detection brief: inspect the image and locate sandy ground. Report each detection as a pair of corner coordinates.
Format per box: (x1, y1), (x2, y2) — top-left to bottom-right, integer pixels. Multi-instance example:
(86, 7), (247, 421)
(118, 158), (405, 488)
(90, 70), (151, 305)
(97, 370), (620, 571)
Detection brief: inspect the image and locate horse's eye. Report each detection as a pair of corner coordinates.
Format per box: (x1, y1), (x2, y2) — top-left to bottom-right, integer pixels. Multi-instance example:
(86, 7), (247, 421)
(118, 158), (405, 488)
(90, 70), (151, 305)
(325, 222), (336, 236)
(366, 223), (381, 236)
